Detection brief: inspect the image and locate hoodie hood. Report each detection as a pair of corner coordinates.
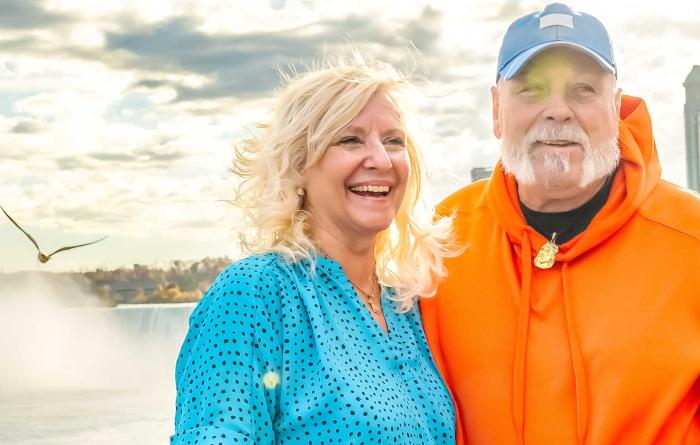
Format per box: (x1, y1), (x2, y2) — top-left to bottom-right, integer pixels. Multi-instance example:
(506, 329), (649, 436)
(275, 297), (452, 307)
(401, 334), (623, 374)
(486, 95), (661, 262)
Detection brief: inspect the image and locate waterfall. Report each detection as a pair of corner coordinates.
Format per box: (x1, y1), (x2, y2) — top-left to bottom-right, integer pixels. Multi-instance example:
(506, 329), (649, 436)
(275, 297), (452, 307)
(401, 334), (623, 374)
(0, 282), (197, 393)
(98, 303), (195, 352)
(0, 278), (199, 444)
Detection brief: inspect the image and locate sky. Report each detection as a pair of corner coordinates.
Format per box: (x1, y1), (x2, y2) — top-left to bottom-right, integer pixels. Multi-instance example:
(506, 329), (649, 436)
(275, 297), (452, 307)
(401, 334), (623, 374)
(1, 0), (699, 273)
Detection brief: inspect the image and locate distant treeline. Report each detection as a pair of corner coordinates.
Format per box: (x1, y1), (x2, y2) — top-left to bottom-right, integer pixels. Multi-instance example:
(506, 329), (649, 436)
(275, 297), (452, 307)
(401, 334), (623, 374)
(0, 257), (233, 307)
(87, 257), (233, 306)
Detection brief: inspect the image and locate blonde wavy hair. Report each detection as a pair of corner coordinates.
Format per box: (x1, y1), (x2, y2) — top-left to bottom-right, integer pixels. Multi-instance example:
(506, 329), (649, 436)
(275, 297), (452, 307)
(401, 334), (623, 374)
(232, 54), (455, 310)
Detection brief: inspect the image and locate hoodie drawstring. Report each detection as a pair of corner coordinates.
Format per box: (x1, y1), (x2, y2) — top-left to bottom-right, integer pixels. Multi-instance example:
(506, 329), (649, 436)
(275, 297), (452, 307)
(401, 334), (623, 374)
(512, 231), (532, 445)
(562, 263), (589, 444)
(513, 237), (589, 445)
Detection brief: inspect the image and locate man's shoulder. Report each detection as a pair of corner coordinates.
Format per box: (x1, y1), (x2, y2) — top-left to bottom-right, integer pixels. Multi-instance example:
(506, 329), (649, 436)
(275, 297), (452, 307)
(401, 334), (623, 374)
(639, 180), (700, 243)
(435, 179), (490, 217)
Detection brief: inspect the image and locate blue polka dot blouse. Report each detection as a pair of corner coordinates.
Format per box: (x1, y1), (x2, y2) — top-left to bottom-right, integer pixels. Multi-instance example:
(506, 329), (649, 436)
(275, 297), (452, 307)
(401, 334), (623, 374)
(171, 253), (455, 444)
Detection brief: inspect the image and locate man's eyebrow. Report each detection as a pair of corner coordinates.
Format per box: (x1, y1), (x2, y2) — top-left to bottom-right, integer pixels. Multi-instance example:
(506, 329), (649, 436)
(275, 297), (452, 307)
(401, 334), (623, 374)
(569, 73), (608, 84)
(512, 75), (542, 85)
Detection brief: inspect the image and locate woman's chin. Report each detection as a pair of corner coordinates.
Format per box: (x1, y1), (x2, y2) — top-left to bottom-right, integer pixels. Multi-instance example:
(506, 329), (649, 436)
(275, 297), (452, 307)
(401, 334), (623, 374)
(352, 217), (395, 238)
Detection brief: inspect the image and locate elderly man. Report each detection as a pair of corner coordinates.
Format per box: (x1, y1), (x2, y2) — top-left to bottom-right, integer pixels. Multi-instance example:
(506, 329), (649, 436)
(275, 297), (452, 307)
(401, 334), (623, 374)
(422, 3), (700, 444)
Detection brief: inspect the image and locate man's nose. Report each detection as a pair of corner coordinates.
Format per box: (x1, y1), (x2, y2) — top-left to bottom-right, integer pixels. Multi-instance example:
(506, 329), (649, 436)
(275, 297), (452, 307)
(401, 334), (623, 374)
(543, 95), (574, 123)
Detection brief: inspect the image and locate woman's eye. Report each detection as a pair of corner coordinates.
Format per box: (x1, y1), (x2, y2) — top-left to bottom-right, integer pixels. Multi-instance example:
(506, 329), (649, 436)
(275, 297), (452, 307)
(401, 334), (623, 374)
(384, 138), (406, 150)
(338, 136), (361, 145)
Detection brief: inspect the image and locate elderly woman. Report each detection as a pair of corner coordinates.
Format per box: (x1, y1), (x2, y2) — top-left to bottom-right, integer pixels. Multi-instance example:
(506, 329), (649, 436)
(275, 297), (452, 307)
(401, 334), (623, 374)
(171, 58), (455, 444)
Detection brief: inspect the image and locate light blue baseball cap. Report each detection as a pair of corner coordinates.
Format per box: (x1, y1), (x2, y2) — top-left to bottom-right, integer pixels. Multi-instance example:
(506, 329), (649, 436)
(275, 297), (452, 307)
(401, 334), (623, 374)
(497, 3), (616, 81)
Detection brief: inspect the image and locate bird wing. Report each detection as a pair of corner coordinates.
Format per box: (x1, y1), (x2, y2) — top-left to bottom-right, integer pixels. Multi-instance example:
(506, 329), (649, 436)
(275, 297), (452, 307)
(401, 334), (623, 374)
(0, 204), (41, 251)
(46, 236), (108, 259)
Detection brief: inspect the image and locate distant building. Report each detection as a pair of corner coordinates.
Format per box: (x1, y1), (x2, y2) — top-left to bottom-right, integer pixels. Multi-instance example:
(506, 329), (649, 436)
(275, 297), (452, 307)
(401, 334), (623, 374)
(96, 279), (159, 303)
(471, 167), (493, 183)
(685, 65), (700, 192)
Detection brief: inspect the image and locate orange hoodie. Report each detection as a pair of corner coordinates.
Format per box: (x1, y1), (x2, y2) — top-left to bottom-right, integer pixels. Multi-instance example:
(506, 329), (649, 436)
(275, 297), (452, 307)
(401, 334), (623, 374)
(421, 95), (700, 445)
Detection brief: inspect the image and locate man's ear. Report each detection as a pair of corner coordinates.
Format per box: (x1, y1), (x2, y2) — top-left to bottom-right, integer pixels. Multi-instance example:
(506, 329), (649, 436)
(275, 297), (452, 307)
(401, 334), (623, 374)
(491, 85), (502, 139)
(615, 87), (622, 116)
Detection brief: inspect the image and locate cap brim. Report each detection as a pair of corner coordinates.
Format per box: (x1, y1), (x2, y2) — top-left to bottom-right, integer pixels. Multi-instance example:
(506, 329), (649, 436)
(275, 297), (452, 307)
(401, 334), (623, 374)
(498, 41), (616, 81)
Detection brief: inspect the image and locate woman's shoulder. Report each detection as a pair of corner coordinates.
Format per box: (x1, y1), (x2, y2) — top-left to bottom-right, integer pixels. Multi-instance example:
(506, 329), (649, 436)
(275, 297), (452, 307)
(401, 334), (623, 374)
(214, 252), (294, 288)
(192, 253), (290, 316)
(222, 251), (285, 275)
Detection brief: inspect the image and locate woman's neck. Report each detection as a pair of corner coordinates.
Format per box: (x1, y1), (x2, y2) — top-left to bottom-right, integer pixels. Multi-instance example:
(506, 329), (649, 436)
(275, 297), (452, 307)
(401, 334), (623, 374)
(313, 228), (376, 288)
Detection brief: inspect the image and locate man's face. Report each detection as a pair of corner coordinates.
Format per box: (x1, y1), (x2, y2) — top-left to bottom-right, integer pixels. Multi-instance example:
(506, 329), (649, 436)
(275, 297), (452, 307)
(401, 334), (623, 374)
(491, 47), (622, 190)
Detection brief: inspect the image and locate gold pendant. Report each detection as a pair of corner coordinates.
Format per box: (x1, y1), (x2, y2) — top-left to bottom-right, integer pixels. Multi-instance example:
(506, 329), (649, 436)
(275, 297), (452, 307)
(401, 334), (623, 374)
(367, 295), (380, 314)
(534, 232), (559, 269)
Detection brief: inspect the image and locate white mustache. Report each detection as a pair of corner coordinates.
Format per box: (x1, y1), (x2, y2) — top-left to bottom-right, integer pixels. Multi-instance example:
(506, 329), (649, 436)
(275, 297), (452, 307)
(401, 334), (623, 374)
(523, 124), (590, 148)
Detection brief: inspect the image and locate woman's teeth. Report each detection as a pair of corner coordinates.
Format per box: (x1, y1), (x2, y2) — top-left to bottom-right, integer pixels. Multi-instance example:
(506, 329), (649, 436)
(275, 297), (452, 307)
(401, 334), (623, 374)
(349, 185), (390, 193)
(348, 185), (391, 197)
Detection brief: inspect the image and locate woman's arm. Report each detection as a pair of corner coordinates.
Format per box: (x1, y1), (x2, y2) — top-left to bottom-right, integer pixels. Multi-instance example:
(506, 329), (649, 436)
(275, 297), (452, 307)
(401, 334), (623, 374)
(171, 257), (283, 445)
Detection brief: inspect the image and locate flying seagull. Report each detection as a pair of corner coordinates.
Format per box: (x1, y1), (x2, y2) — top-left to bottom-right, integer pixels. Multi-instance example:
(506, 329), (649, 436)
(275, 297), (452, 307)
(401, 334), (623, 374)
(1, 204), (107, 263)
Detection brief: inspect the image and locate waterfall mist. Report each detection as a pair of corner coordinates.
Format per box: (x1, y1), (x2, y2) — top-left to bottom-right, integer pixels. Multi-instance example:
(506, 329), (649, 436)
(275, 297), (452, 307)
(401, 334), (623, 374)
(0, 273), (194, 393)
(0, 272), (197, 444)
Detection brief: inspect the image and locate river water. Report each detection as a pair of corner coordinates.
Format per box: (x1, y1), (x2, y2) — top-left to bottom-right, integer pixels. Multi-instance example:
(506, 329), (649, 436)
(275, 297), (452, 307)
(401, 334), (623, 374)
(0, 291), (195, 445)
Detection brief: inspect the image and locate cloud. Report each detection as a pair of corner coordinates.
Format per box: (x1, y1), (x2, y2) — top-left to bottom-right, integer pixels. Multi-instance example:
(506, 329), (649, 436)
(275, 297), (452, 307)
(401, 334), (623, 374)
(133, 79), (165, 89)
(0, 36), (43, 53)
(11, 119), (47, 134)
(86, 146), (190, 165)
(102, 7), (444, 102)
(0, 5), (448, 106)
(55, 157), (87, 170)
(0, 169), (235, 240)
(0, 0), (73, 30)
(621, 16), (700, 40)
(488, 2), (532, 22)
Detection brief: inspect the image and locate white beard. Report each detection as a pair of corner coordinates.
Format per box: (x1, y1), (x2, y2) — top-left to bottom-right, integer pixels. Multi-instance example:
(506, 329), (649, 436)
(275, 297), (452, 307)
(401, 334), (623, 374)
(500, 123), (620, 189)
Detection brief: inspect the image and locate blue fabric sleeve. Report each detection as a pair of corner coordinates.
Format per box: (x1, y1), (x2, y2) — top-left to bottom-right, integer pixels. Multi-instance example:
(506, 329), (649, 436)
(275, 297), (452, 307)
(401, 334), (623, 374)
(171, 258), (283, 445)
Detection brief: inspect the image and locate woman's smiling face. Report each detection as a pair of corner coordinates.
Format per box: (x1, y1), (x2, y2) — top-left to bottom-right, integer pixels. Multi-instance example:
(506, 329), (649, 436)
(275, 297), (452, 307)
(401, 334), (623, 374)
(303, 92), (410, 241)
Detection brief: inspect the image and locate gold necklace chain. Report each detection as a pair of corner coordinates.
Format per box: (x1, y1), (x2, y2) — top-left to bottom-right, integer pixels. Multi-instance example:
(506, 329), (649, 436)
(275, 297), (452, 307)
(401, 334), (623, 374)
(316, 248), (381, 314)
(347, 275), (381, 315)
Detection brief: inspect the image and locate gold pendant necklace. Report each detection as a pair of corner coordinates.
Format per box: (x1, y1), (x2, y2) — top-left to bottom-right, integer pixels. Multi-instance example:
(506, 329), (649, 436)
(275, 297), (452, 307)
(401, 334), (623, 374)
(524, 185), (606, 271)
(349, 276), (381, 314)
(316, 247), (381, 314)
(367, 291), (380, 314)
(534, 232), (559, 269)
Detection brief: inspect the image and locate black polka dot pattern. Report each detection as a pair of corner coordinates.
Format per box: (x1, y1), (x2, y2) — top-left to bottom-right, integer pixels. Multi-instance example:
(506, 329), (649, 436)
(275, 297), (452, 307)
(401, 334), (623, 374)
(171, 253), (455, 444)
